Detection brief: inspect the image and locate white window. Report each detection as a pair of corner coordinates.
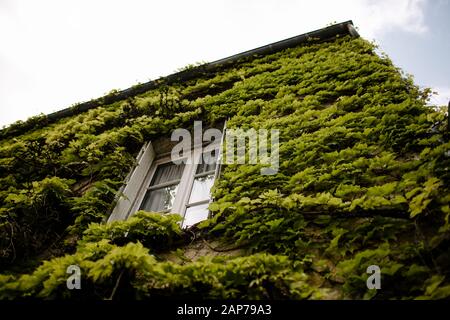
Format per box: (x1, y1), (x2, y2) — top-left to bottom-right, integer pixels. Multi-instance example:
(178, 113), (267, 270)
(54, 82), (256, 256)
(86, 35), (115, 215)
(182, 147), (218, 228)
(108, 134), (222, 229)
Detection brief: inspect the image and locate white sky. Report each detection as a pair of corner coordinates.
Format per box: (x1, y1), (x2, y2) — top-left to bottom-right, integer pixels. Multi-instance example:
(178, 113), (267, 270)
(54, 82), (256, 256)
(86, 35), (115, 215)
(0, 0), (448, 128)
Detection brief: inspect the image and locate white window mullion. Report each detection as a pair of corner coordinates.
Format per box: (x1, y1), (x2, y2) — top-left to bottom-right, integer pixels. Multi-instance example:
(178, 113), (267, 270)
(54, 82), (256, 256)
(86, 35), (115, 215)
(181, 141), (221, 228)
(172, 149), (201, 216)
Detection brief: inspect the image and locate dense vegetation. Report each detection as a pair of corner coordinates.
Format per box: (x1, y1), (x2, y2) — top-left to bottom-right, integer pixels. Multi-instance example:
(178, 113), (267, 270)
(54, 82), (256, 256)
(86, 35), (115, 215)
(0, 35), (449, 299)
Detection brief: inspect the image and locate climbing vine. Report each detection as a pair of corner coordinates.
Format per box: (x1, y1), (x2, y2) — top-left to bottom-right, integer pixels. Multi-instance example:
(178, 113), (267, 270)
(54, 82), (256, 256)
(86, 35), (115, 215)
(0, 35), (448, 299)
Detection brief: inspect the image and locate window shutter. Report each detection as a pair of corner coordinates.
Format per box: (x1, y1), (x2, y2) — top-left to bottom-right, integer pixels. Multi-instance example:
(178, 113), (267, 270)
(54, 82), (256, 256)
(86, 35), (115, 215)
(108, 141), (155, 222)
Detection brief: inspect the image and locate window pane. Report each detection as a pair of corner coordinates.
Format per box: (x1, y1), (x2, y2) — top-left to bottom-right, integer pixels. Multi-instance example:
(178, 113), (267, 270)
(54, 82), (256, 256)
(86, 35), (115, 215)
(151, 162), (185, 185)
(189, 174), (214, 204)
(140, 184), (178, 212)
(183, 203), (209, 228)
(196, 150), (218, 174)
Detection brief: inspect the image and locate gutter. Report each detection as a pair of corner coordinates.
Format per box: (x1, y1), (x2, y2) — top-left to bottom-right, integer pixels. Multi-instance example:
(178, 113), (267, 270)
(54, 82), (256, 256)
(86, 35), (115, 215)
(1, 20), (358, 138)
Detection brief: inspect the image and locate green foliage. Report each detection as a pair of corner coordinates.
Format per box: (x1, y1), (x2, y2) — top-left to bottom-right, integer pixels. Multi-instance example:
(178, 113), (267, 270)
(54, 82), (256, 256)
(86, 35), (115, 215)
(0, 177), (73, 267)
(134, 253), (313, 299)
(0, 35), (449, 299)
(79, 211), (183, 251)
(68, 179), (121, 237)
(0, 241), (313, 299)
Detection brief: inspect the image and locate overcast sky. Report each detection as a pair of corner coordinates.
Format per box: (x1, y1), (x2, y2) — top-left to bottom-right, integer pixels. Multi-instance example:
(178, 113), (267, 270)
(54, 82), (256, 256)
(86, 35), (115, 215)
(0, 0), (449, 128)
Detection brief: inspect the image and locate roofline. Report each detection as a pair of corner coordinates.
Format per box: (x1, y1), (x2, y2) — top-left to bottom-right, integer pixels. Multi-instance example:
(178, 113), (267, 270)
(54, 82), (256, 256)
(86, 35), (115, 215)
(1, 20), (358, 137)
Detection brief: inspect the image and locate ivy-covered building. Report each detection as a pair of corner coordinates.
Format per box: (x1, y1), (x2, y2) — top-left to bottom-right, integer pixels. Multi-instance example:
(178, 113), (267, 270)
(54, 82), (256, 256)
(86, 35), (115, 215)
(0, 21), (449, 300)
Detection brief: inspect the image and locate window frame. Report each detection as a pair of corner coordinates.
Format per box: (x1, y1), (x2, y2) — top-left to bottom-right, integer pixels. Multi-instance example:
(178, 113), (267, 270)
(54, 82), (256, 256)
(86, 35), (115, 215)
(135, 156), (186, 214)
(108, 121), (226, 226)
(178, 142), (219, 227)
(128, 140), (220, 226)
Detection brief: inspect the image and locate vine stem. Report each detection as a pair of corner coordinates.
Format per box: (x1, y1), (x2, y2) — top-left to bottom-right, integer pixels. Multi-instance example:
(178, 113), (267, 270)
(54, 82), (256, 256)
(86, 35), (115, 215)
(201, 238), (244, 252)
(107, 270), (124, 300)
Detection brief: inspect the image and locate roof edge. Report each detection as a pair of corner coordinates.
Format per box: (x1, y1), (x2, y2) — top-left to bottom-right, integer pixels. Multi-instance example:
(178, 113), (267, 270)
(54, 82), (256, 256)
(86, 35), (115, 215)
(1, 20), (358, 138)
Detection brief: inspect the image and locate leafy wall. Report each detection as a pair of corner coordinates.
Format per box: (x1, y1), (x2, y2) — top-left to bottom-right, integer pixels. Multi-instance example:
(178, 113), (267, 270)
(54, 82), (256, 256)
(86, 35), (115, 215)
(0, 35), (449, 299)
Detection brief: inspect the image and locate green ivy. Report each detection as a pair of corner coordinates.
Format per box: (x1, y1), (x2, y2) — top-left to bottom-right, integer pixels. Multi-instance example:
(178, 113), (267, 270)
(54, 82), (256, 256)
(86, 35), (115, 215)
(79, 211), (183, 251)
(0, 35), (449, 299)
